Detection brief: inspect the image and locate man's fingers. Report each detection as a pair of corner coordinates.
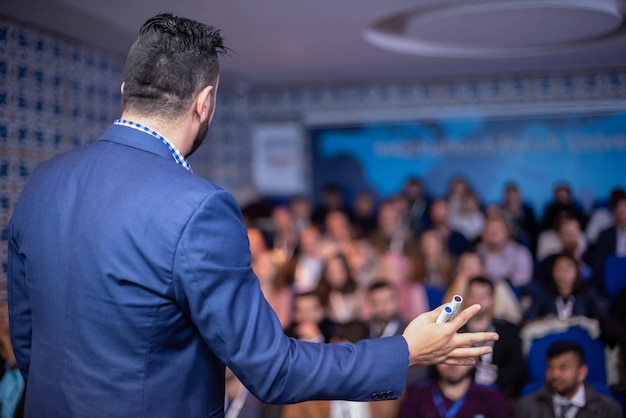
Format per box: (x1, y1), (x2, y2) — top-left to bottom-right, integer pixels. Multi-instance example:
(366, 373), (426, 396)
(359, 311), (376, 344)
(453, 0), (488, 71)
(448, 304), (481, 329)
(440, 357), (478, 366)
(453, 331), (499, 347)
(446, 345), (493, 359)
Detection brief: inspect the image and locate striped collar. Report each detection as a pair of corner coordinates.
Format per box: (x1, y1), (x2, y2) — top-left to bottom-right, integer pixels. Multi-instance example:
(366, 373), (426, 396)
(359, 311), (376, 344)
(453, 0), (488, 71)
(113, 119), (192, 172)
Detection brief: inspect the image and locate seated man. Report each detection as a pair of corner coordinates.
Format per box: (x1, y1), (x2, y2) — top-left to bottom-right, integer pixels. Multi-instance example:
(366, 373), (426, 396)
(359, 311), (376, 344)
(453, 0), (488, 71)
(463, 276), (526, 399)
(398, 360), (513, 417)
(366, 280), (408, 339)
(283, 291), (337, 343)
(366, 280), (429, 388)
(476, 216), (534, 288)
(516, 341), (622, 418)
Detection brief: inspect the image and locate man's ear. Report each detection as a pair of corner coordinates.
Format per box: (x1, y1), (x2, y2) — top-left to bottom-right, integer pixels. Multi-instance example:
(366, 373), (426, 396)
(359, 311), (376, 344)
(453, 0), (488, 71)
(194, 85), (214, 120)
(120, 82), (125, 94)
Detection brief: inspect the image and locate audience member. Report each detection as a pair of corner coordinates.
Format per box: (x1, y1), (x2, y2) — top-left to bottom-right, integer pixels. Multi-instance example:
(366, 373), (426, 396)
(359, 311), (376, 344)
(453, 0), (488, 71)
(365, 280), (431, 389)
(351, 192), (378, 239)
(267, 205), (298, 261)
(585, 188), (626, 246)
(398, 230), (456, 321)
(252, 250), (293, 329)
(537, 211), (588, 264)
(445, 251), (485, 301)
(476, 216), (534, 288)
(402, 177), (431, 236)
(315, 253), (363, 324)
(448, 250), (523, 325)
(463, 277), (526, 399)
(312, 184), (351, 227)
(283, 225), (325, 294)
(541, 183), (587, 232)
(446, 175), (473, 220)
(365, 280), (407, 338)
(524, 253), (609, 322)
(588, 191), (626, 293)
(398, 361), (514, 418)
(515, 341), (622, 418)
(500, 183), (538, 252)
(369, 198), (415, 256)
(289, 195), (312, 237)
(447, 192), (485, 243)
(408, 229), (456, 290)
(320, 209), (355, 258)
(600, 287), (626, 393)
(284, 292), (336, 343)
(344, 238), (381, 287)
(426, 198), (470, 256)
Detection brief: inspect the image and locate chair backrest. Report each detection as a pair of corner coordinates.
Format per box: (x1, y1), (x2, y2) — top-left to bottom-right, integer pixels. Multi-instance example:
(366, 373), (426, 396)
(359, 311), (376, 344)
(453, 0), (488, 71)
(605, 255), (626, 300)
(424, 285), (445, 311)
(521, 326), (608, 396)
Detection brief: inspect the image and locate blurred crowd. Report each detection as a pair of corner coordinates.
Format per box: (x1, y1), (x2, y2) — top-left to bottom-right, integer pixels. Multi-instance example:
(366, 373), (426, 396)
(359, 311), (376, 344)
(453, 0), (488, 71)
(231, 176), (626, 417)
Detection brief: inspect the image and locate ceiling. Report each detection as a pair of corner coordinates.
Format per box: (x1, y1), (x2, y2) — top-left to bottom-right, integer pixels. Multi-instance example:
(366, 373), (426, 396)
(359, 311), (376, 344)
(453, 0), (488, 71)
(2, 0), (626, 87)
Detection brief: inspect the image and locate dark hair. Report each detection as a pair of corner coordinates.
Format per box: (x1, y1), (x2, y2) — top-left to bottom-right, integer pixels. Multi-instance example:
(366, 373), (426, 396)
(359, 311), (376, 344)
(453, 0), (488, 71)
(122, 13), (228, 120)
(335, 320), (370, 343)
(550, 253), (584, 294)
(467, 276), (495, 295)
(552, 210), (579, 232)
(366, 279), (395, 294)
(547, 340), (584, 365)
(315, 253), (357, 307)
(609, 188), (626, 211)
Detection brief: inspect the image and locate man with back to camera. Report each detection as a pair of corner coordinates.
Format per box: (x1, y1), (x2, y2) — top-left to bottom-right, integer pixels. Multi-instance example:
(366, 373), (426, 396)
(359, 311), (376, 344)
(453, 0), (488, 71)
(515, 341), (622, 418)
(7, 13), (497, 417)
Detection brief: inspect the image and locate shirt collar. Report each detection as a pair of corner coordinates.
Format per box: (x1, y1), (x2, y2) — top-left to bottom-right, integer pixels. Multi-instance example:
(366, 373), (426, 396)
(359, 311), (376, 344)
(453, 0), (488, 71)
(553, 384), (586, 409)
(113, 119), (193, 172)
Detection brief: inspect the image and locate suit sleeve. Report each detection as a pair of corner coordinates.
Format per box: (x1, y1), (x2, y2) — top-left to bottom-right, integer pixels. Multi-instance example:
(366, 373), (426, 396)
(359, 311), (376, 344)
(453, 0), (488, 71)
(7, 218), (32, 381)
(172, 190), (408, 403)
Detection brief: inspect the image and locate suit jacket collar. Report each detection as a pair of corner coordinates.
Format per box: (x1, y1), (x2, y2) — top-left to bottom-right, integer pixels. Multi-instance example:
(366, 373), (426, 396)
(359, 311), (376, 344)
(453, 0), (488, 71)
(98, 123), (175, 163)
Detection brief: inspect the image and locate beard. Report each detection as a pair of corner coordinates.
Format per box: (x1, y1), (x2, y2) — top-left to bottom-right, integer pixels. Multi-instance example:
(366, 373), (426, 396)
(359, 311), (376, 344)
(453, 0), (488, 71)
(186, 113), (210, 158)
(442, 368), (474, 385)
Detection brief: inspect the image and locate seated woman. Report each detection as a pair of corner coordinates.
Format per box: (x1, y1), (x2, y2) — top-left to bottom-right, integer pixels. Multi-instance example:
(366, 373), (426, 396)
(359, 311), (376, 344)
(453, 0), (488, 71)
(524, 253), (609, 322)
(315, 252), (363, 324)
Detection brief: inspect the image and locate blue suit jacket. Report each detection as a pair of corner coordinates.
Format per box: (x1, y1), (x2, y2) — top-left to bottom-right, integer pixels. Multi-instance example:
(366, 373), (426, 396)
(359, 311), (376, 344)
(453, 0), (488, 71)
(8, 124), (408, 417)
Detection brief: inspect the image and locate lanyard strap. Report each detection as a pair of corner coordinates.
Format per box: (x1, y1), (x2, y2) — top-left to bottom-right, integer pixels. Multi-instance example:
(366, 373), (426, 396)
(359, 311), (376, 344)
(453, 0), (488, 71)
(432, 387), (467, 418)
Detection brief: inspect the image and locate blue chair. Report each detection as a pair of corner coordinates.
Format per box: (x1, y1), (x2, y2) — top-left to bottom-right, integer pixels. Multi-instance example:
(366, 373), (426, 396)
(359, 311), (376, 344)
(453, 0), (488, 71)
(605, 255), (626, 301)
(424, 285), (445, 310)
(521, 326), (609, 396)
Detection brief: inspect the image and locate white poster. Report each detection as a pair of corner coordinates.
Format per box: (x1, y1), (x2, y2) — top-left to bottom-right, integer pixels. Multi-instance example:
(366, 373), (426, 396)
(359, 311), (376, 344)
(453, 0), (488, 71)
(252, 123), (307, 195)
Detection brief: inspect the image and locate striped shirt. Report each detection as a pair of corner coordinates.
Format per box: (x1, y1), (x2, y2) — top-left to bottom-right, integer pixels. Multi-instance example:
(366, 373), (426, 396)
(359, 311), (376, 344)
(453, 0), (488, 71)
(114, 119), (192, 172)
